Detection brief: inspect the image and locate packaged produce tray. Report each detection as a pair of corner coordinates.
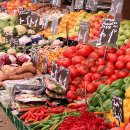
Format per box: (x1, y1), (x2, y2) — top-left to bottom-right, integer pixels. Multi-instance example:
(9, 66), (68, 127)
(0, 102), (30, 130)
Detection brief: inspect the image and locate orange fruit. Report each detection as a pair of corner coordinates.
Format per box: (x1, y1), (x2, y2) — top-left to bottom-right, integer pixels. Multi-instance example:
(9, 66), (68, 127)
(123, 99), (130, 107)
(124, 112), (130, 123)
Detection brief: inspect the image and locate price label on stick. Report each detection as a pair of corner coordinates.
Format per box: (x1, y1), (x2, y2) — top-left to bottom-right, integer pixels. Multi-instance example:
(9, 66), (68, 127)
(42, 14), (49, 30)
(51, 61), (59, 81)
(51, 17), (58, 35)
(18, 10), (31, 25)
(53, 0), (61, 7)
(19, 6), (23, 11)
(31, 47), (39, 66)
(112, 95), (124, 123)
(74, 0), (84, 9)
(5, 33), (13, 45)
(86, 0), (98, 11)
(109, 0), (124, 17)
(99, 18), (121, 44)
(42, 54), (48, 74)
(30, 11), (40, 27)
(59, 66), (70, 90)
(13, 38), (19, 48)
(2, 8), (8, 14)
(66, 21), (69, 38)
(78, 21), (90, 44)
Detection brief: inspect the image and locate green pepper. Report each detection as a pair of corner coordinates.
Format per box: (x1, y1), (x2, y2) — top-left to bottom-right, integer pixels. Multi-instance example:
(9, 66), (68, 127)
(103, 99), (112, 111)
(97, 83), (106, 93)
(100, 93), (107, 102)
(124, 76), (130, 84)
(110, 89), (124, 99)
(88, 92), (97, 104)
(106, 87), (119, 97)
(92, 94), (100, 107)
(111, 79), (124, 87)
(87, 105), (97, 112)
(99, 85), (111, 94)
(121, 83), (130, 92)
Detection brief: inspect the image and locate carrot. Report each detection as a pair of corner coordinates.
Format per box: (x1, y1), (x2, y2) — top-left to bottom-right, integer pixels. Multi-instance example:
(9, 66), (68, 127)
(18, 107), (40, 112)
(8, 72), (33, 80)
(15, 65), (37, 74)
(67, 103), (78, 108)
(49, 121), (59, 130)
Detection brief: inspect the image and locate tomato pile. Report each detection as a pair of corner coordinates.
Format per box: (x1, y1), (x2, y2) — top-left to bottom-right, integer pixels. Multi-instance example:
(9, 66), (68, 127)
(52, 40), (130, 101)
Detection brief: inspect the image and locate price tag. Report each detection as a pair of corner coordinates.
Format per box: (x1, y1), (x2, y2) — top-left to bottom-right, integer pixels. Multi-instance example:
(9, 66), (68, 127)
(18, 10), (31, 25)
(19, 6), (23, 11)
(74, 0), (84, 9)
(99, 18), (121, 44)
(31, 47), (39, 65)
(13, 38), (19, 48)
(112, 95), (124, 123)
(30, 11), (40, 27)
(59, 66), (70, 89)
(78, 21), (90, 44)
(109, 0), (124, 17)
(42, 54), (48, 74)
(66, 21), (69, 38)
(42, 14), (49, 30)
(5, 33), (13, 45)
(2, 8), (8, 13)
(0, 5), (1, 13)
(51, 17), (58, 35)
(86, 0), (98, 11)
(51, 61), (59, 81)
(53, 0), (61, 7)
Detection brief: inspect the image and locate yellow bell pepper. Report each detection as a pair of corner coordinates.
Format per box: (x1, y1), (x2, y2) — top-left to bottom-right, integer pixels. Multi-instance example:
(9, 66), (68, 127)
(125, 87), (130, 98)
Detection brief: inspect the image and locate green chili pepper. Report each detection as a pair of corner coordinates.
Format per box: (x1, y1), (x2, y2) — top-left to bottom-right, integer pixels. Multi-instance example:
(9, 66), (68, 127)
(41, 125), (51, 130)
(31, 121), (42, 126)
(124, 76), (130, 84)
(111, 79), (124, 87)
(31, 123), (44, 130)
(97, 83), (106, 93)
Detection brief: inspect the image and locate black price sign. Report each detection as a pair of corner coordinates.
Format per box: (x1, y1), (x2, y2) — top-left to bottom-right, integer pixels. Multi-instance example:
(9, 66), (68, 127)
(13, 38), (19, 48)
(42, 14), (49, 30)
(30, 11), (40, 27)
(99, 18), (121, 44)
(74, 0), (84, 9)
(53, 0), (61, 7)
(19, 6), (23, 11)
(51, 17), (58, 35)
(42, 54), (48, 74)
(109, 0), (124, 17)
(31, 47), (39, 66)
(18, 10), (31, 25)
(86, 0), (98, 11)
(2, 8), (8, 14)
(59, 66), (70, 89)
(51, 61), (59, 81)
(5, 33), (13, 45)
(78, 21), (90, 44)
(112, 95), (124, 123)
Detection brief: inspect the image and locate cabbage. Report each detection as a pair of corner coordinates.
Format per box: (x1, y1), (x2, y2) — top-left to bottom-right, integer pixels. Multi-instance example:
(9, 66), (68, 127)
(7, 48), (17, 55)
(17, 54), (31, 65)
(1, 54), (17, 64)
(0, 52), (6, 57)
(16, 53), (23, 58)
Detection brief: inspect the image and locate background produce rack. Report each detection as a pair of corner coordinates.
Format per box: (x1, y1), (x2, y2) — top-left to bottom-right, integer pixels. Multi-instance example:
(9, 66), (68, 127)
(0, 103), (30, 130)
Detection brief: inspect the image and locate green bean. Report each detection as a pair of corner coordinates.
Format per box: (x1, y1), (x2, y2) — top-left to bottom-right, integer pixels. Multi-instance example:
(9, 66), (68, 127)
(41, 125), (51, 130)
(31, 123), (45, 130)
(30, 121), (42, 126)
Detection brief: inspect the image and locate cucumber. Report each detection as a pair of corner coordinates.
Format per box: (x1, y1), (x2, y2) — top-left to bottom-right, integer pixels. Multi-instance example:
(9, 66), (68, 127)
(88, 92), (97, 104)
(97, 83), (106, 93)
(99, 85), (111, 94)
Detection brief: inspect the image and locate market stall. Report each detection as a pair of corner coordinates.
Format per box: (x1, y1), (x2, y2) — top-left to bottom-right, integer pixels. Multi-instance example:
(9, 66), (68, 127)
(0, 0), (130, 130)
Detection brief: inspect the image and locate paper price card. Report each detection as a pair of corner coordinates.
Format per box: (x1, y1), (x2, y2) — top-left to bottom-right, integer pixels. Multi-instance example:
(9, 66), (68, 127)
(51, 61), (59, 81)
(5, 33), (13, 45)
(18, 10), (31, 25)
(59, 65), (70, 90)
(51, 17), (58, 35)
(42, 14), (49, 30)
(112, 95), (124, 123)
(78, 21), (90, 44)
(98, 18), (121, 44)
(42, 54), (48, 74)
(53, 0), (61, 7)
(74, 0), (84, 9)
(86, 0), (98, 11)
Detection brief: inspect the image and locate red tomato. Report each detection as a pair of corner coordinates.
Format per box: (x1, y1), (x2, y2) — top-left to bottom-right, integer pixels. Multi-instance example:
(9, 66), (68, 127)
(63, 49), (68, 57)
(74, 64), (81, 69)
(109, 53), (118, 63)
(101, 76), (109, 83)
(69, 78), (73, 84)
(77, 45), (92, 57)
(110, 74), (118, 81)
(77, 66), (89, 75)
(96, 58), (105, 66)
(104, 67), (114, 76)
(115, 70), (119, 75)
(85, 59), (96, 68)
(116, 49), (125, 56)
(72, 77), (83, 87)
(76, 96), (85, 101)
(84, 74), (92, 82)
(97, 65), (105, 75)
(94, 81), (103, 88)
(89, 52), (99, 60)
(116, 61), (125, 70)
(126, 42), (130, 48)
(71, 56), (85, 65)
(90, 67), (97, 74)
(98, 49), (105, 57)
(76, 88), (85, 96)
(105, 78), (114, 85)
(110, 127), (124, 130)
(81, 60), (87, 65)
(81, 81), (90, 89)
(68, 85), (77, 91)
(118, 55), (125, 61)
(118, 71), (128, 79)
(92, 73), (102, 80)
(86, 93), (92, 98)
(124, 54), (130, 63)
(87, 83), (96, 93)
(66, 47), (78, 59)
(68, 67), (79, 78)
(106, 61), (115, 70)
(126, 62), (130, 70)
(106, 47), (117, 53)
(120, 45), (127, 51)
(67, 91), (77, 100)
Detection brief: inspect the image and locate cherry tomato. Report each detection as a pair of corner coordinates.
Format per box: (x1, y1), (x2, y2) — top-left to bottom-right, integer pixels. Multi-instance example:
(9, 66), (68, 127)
(71, 56), (85, 65)
(98, 49), (105, 57)
(77, 66), (89, 75)
(96, 58), (105, 66)
(97, 65), (105, 75)
(67, 91), (77, 100)
(126, 62), (130, 70)
(72, 77), (83, 87)
(116, 61), (125, 70)
(104, 67), (114, 76)
(87, 83), (96, 93)
(116, 49), (125, 56)
(118, 55), (125, 61)
(110, 74), (118, 81)
(92, 73), (102, 80)
(68, 67), (79, 78)
(120, 45), (127, 51)
(68, 85), (77, 91)
(124, 54), (130, 63)
(90, 67), (97, 74)
(84, 74), (92, 82)
(109, 53), (118, 63)
(105, 78), (114, 85)
(76, 96), (85, 101)
(76, 88), (85, 96)
(89, 52), (99, 60)
(118, 71), (128, 79)
(81, 81), (90, 89)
